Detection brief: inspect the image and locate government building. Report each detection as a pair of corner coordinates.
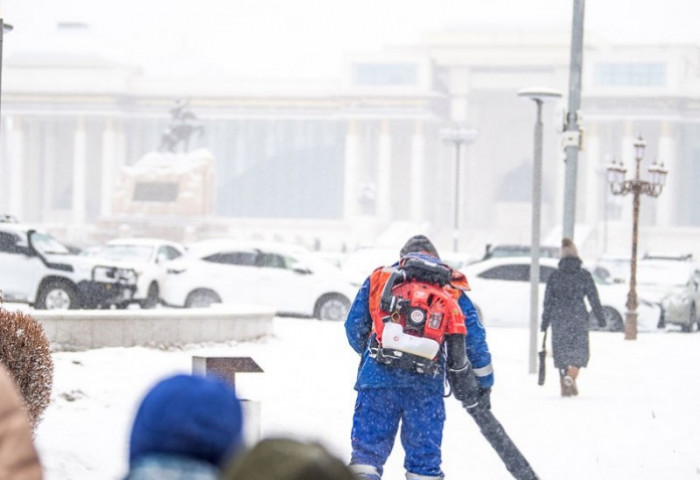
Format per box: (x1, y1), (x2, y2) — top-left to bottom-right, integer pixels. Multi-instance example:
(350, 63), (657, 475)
(2, 23), (699, 258)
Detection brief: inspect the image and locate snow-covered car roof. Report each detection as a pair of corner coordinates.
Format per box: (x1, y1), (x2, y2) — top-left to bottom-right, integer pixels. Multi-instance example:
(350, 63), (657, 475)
(186, 239), (309, 258)
(0, 223), (30, 235)
(637, 259), (700, 287)
(463, 256), (559, 273)
(106, 237), (184, 248)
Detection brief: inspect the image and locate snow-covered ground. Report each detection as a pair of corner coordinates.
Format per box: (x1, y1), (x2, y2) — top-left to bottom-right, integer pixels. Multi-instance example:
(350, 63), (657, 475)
(33, 317), (698, 480)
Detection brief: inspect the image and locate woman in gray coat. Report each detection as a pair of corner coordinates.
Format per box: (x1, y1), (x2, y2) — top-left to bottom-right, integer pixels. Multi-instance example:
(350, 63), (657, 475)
(541, 238), (606, 396)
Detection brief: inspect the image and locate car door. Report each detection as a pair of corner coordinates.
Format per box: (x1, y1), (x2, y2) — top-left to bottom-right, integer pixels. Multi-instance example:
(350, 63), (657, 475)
(197, 250), (261, 305)
(471, 264), (531, 326)
(154, 245), (184, 285)
(254, 251), (312, 315)
(0, 231), (43, 302)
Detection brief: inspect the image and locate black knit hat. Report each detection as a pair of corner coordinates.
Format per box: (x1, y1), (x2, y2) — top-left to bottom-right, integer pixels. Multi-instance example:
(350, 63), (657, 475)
(399, 235), (440, 259)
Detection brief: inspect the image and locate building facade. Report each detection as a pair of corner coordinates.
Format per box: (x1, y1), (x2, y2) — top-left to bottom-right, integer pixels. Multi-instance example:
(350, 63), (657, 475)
(2, 25), (700, 256)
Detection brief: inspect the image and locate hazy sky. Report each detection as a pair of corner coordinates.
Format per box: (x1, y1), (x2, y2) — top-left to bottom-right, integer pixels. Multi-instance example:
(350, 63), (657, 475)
(4, 0), (700, 79)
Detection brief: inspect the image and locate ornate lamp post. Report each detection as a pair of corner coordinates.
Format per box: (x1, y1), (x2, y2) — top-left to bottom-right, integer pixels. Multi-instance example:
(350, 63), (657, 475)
(606, 136), (668, 340)
(440, 125), (477, 252)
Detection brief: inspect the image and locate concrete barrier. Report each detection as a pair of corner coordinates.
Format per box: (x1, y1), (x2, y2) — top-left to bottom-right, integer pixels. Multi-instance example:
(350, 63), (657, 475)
(31, 305), (275, 351)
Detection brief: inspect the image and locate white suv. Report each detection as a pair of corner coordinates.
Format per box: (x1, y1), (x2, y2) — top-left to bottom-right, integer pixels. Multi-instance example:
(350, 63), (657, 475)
(161, 240), (357, 321)
(0, 222), (138, 309)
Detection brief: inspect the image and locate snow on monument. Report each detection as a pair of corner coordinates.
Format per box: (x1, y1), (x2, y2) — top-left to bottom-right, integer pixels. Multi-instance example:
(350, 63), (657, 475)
(109, 99), (216, 240)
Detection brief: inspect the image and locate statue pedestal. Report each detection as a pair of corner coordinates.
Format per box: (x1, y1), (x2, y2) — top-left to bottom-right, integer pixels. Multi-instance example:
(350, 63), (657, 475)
(111, 148), (216, 218)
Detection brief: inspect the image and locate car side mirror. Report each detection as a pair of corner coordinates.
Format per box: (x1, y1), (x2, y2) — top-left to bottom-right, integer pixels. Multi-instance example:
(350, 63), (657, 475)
(292, 263), (312, 275)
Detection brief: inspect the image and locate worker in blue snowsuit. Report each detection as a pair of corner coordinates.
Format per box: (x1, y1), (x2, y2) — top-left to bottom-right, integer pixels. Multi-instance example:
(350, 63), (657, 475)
(345, 235), (494, 480)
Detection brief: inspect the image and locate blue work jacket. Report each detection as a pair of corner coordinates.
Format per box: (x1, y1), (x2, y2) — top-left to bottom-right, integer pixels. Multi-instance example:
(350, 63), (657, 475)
(345, 258), (494, 393)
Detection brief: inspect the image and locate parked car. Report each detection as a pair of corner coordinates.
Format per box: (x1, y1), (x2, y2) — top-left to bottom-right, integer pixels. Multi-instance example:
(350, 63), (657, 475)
(80, 238), (186, 308)
(161, 240), (358, 321)
(596, 252), (695, 284)
(636, 259), (700, 332)
(340, 247), (399, 286)
(593, 254), (630, 283)
(465, 243), (560, 265)
(0, 222), (137, 309)
(461, 257), (661, 332)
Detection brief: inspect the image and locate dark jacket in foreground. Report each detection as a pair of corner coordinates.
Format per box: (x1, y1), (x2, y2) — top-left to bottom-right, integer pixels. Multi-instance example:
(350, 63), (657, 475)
(541, 257), (605, 369)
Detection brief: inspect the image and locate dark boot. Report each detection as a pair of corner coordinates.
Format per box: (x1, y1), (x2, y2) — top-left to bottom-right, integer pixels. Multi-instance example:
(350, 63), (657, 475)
(559, 370), (573, 397)
(567, 366), (580, 396)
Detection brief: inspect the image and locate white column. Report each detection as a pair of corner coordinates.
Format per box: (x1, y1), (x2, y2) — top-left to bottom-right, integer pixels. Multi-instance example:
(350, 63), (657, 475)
(656, 121), (675, 227)
(100, 118), (117, 217)
(7, 117), (24, 219)
(343, 120), (360, 219)
(41, 132), (56, 217)
(376, 120), (392, 219)
(410, 120), (426, 222)
(72, 117), (87, 225)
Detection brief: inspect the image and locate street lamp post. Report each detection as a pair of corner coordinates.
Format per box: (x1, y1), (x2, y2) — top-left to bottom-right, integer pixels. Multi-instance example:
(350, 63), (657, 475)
(440, 125), (477, 252)
(606, 136), (668, 340)
(518, 87), (562, 374)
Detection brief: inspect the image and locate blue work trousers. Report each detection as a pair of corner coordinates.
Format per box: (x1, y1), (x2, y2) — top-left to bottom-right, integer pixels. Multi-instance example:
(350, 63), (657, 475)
(350, 387), (446, 477)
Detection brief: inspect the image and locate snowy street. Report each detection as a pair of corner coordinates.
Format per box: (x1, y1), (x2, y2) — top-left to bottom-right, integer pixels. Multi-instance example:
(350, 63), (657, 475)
(34, 317), (698, 480)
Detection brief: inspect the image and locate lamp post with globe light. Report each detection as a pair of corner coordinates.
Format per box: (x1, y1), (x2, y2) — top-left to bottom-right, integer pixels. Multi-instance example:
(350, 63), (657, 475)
(606, 136), (668, 340)
(440, 125), (477, 252)
(517, 87), (562, 374)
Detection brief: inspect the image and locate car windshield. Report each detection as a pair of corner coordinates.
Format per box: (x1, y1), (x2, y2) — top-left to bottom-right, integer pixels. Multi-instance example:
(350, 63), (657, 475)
(637, 264), (689, 287)
(29, 231), (71, 255)
(90, 245), (154, 262)
(589, 267), (615, 285)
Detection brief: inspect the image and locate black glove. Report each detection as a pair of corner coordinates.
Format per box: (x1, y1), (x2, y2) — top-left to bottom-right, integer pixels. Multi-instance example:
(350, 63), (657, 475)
(477, 387), (491, 410)
(447, 363), (480, 408)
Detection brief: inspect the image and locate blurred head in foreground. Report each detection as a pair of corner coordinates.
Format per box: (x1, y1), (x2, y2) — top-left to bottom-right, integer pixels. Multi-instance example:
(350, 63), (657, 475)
(127, 373), (243, 479)
(221, 437), (357, 480)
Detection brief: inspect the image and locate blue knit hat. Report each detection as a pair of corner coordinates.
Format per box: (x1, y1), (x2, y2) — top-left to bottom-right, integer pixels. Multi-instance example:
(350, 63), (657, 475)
(129, 374), (243, 467)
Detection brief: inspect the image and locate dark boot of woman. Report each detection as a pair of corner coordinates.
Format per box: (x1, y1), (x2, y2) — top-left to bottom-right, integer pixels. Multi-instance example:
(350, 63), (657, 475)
(567, 366), (580, 396)
(559, 369), (574, 397)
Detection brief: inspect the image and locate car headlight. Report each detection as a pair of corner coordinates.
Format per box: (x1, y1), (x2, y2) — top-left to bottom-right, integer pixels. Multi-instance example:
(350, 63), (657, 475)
(116, 268), (138, 285)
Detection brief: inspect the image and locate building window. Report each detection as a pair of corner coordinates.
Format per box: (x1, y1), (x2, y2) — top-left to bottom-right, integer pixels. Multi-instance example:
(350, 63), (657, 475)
(352, 63), (419, 86)
(594, 63), (666, 87)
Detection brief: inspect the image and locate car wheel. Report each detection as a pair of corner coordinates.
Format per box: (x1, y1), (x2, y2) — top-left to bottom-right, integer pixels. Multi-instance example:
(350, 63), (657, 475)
(185, 289), (221, 308)
(140, 282), (159, 309)
(36, 280), (79, 310)
(681, 304), (696, 333)
(590, 306), (623, 332)
(314, 294), (350, 321)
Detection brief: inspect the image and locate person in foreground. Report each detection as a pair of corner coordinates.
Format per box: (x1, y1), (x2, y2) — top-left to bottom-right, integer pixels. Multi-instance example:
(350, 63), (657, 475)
(124, 373), (244, 480)
(344, 235), (494, 480)
(221, 437), (356, 480)
(0, 362), (43, 480)
(541, 238), (606, 396)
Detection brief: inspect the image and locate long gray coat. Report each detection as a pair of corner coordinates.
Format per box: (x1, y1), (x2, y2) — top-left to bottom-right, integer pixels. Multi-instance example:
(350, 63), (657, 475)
(541, 257), (605, 369)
